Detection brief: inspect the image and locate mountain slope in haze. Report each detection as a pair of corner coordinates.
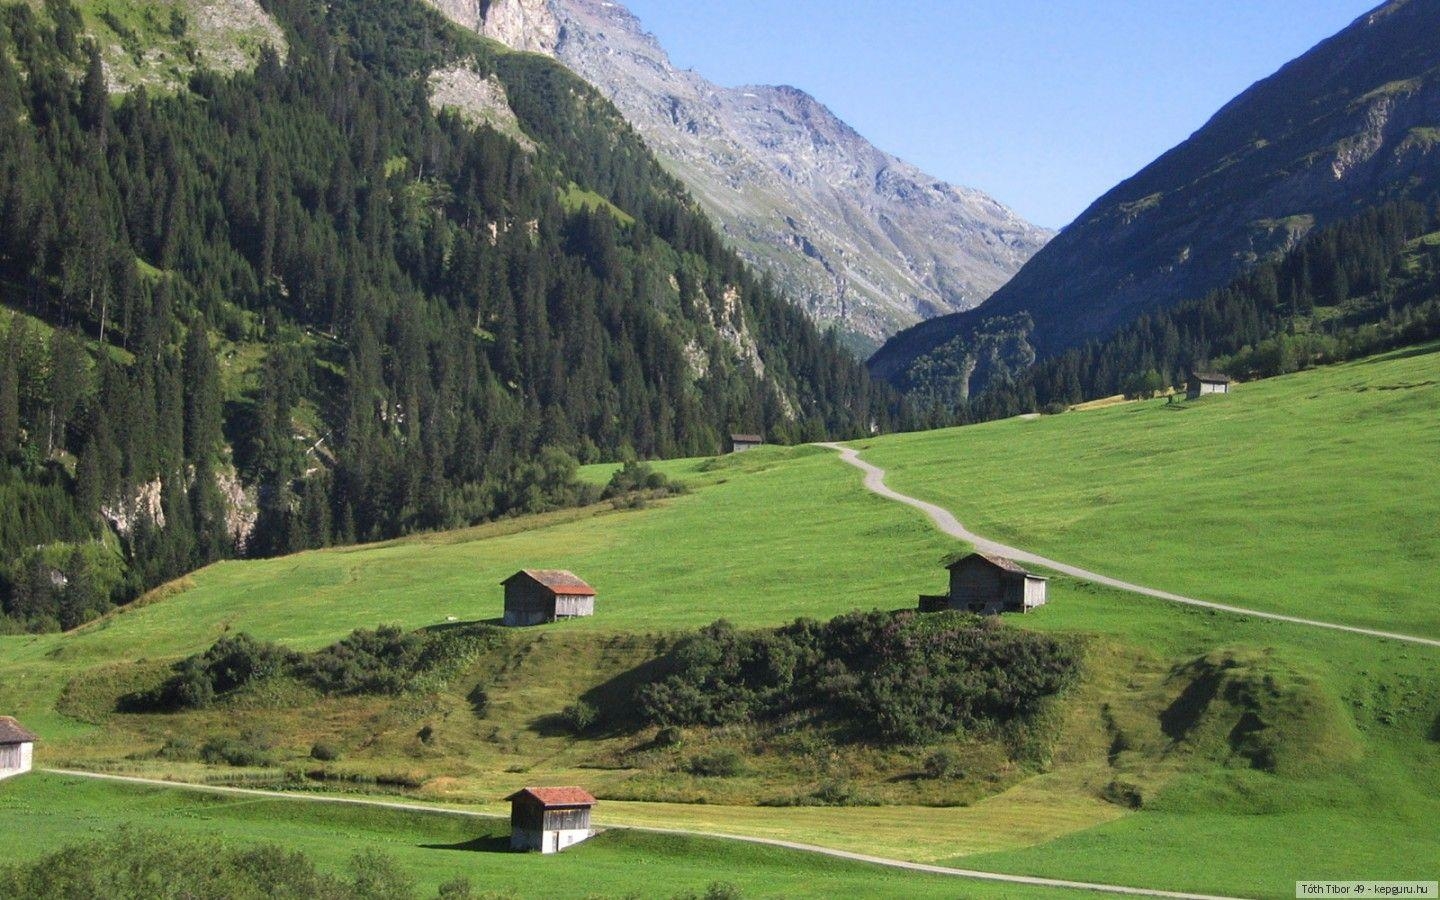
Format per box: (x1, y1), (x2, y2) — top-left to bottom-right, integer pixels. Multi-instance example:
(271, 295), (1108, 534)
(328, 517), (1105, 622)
(871, 0), (1440, 388)
(427, 0), (1052, 353)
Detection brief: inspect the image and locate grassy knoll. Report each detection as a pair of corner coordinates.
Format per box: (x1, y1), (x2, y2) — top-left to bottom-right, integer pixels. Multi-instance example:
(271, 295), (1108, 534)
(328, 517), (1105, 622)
(854, 343), (1440, 639)
(0, 445), (947, 735)
(0, 774), (1091, 899)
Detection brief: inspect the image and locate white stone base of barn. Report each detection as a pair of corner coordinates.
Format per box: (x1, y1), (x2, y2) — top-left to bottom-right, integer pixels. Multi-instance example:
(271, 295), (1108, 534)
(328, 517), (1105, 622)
(0, 741), (33, 780)
(511, 827), (592, 854)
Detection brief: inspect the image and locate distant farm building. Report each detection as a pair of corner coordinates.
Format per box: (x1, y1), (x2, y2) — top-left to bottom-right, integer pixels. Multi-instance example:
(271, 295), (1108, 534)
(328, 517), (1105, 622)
(507, 786), (596, 853)
(0, 717), (36, 781)
(728, 433), (764, 454)
(919, 553), (1048, 615)
(502, 570), (596, 627)
(1186, 372), (1232, 399)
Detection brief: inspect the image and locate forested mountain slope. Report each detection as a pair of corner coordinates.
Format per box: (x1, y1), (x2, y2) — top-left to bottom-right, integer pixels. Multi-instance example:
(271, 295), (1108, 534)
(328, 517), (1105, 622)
(872, 0), (1440, 392)
(0, 0), (900, 631)
(907, 201), (1440, 422)
(427, 0), (1051, 352)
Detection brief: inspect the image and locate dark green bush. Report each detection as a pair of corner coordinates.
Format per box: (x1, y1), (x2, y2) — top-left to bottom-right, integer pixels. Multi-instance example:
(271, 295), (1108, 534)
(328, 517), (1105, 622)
(134, 633), (301, 711)
(563, 700), (598, 734)
(0, 831), (433, 899)
(923, 749), (962, 779)
(310, 742), (341, 762)
(200, 732), (275, 767)
(128, 625), (503, 711)
(685, 748), (745, 777)
(638, 611), (1082, 745)
(601, 459), (688, 502)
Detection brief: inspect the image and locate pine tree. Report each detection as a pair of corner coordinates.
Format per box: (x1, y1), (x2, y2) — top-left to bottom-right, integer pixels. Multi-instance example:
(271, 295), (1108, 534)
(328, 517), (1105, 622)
(181, 319), (223, 462)
(0, 319), (25, 457)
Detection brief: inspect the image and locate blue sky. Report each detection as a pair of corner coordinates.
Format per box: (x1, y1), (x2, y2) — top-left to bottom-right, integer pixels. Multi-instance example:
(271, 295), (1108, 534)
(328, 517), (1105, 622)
(621, 1), (1380, 229)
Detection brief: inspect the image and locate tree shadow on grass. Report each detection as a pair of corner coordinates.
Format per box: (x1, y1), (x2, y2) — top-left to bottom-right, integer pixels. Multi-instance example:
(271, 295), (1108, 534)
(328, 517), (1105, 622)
(524, 652), (675, 740)
(419, 835), (514, 854)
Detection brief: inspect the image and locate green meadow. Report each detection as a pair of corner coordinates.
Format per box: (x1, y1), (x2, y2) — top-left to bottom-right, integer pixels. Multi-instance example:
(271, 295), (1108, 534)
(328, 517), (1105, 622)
(0, 346), (1437, 897)
(855, 343), (1440, 639)
(0, 774), (1087, 899)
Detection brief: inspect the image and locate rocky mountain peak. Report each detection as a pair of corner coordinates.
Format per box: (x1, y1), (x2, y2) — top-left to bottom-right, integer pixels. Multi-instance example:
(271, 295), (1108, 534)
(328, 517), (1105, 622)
(426, 0), (1051, 351)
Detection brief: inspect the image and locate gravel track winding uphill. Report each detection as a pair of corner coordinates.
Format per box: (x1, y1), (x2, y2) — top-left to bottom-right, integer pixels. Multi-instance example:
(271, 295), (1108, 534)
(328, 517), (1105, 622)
(819, 443), (1440, 649)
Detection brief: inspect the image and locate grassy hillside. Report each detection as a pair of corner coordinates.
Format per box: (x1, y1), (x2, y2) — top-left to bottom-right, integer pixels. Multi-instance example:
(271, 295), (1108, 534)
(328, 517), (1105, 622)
(1, 348), (1437, 897)
(857, 343), (1440, 639)
(0, 775), (1086, 899)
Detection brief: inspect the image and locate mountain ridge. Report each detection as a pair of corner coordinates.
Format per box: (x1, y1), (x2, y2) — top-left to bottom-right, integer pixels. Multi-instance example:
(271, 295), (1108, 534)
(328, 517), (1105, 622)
(870, 0), (1440, 388)
(428, 0), (1051, 351)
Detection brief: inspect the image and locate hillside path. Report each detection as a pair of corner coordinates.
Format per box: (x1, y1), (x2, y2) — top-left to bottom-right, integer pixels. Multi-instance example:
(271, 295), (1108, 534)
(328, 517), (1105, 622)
(818, 443), (1440, 649)
(42, 769), (1242, 900)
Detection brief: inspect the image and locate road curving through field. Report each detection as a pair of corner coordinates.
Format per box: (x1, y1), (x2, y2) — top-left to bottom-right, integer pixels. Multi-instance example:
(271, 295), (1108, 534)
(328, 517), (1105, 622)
(819, 442), (1440, 649)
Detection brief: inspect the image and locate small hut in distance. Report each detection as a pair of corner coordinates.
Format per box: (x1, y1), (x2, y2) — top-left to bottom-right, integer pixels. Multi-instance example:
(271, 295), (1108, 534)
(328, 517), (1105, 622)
(1186, 372), (1232, 399)
(502, 570), (596, 627)
(0, 716), (37, 781)
(507, 786), (596, 853)
(727, 433), (764, 454)
(919, 553), (1048, 615)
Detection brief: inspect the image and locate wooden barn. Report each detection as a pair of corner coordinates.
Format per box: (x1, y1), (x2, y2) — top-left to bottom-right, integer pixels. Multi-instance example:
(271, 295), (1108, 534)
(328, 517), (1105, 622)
(0, 716), (36, 781)
(919, 553), (1048, 615)
(506, 786), (596, 853)
(502, 570), (596, 627)
(727, 433), (764, 454)
(1186, 372), (1232, 399)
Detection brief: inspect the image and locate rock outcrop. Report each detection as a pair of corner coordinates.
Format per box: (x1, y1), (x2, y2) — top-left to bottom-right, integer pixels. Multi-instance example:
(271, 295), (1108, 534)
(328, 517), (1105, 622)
(429, 0), (1051, 351)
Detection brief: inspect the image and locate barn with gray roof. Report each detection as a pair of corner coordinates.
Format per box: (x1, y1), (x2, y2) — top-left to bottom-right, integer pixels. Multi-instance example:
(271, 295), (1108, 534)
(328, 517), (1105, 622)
(919, 552), (1048, 615)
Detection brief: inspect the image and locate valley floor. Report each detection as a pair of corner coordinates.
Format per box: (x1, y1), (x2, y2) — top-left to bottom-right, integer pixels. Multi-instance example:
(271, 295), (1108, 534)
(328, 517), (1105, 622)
(3, 345), (1439, 897)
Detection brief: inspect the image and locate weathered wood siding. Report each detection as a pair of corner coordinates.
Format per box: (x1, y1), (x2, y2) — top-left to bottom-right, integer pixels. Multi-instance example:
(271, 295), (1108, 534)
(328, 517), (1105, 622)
(1023, 576), (1048, 609)
(511, 795), (546, 832)
(553, 595), (595, 618)
(1187, 380), (1230, 399)
(950, 560), (1007, 614)
(504, 578), (556, 627)
(0, 742), (31, 779)
(509, 797), (593, 853)
(543, 808), (591, 831)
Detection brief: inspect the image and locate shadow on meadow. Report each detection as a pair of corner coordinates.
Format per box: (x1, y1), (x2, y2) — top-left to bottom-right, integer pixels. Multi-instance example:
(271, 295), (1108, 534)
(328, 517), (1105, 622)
(420, 834), (514, 854)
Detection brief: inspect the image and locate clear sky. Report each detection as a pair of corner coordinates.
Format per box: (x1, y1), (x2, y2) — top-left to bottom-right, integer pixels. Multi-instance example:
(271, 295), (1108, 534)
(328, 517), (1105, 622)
(620, 1), (1381, 230)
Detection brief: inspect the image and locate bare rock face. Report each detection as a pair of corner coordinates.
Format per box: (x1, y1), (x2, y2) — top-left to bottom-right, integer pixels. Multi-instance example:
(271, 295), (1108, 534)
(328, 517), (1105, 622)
(429, 65), (537, 151)
(476, 0), (560, 55)
(97, 0), (287, 94)
(424, 0), (1050, 351)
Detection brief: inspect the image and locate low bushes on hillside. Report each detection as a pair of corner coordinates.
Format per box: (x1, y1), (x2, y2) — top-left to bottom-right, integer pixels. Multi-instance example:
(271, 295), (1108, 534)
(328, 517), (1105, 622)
(0, 830), (472, 900)
(637, 610), (1082, 745)
(601, 459), (688, 509)
(126, 624), (503, 711)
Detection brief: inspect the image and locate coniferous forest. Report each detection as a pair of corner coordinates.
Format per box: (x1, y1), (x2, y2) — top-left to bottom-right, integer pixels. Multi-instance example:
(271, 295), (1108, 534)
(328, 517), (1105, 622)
(0, 0), (903, 631)
(901, 200), (1440, 424)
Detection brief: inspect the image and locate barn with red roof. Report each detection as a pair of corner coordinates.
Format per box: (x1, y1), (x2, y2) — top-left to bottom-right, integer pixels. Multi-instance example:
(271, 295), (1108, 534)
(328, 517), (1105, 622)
(501, 570), (597, 627)
(506, 786), (597, 852)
